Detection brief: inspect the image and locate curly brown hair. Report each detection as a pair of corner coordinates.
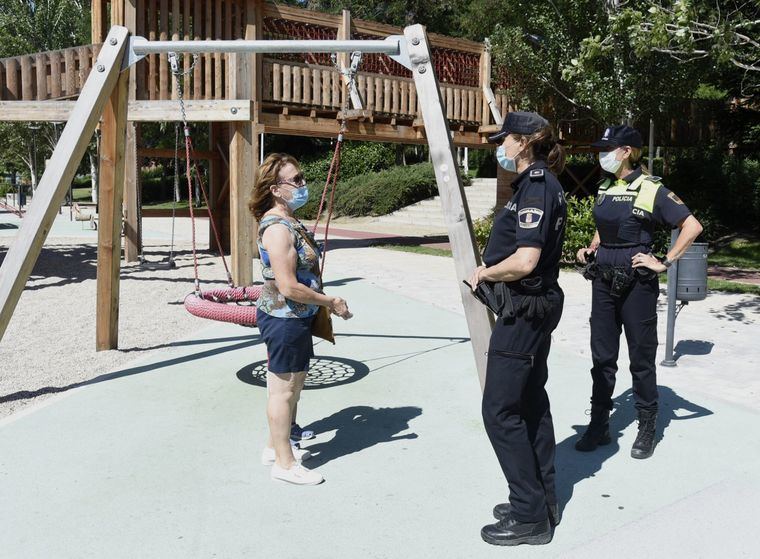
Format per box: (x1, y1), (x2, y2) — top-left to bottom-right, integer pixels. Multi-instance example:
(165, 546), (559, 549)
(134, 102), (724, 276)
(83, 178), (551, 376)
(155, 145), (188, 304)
(248, 152), (301, 221)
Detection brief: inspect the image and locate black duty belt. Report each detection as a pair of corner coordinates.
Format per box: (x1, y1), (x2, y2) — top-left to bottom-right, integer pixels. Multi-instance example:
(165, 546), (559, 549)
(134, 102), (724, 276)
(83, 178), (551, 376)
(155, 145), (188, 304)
(599, 242), (651, 249)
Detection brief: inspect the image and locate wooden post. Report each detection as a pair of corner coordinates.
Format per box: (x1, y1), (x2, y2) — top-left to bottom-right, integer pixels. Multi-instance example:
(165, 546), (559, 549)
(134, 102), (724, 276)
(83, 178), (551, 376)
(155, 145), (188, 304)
(124, 0), (140, 262)
(0, 26), (129, 345)
(227, 49), (256, 286)
(479, 44), (492, 126)
(337, 10), (350, 107)
(495, 164), (516, 208)
(248, 0), (262, 260)
(96, 59), (130, 350)
(404, 25), (493, 388)
(91, 0), (106, 43)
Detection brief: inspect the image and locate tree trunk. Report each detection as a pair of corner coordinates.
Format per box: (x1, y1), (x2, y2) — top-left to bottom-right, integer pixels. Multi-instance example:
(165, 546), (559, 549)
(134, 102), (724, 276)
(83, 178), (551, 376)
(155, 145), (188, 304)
(90, 150), (99, 204)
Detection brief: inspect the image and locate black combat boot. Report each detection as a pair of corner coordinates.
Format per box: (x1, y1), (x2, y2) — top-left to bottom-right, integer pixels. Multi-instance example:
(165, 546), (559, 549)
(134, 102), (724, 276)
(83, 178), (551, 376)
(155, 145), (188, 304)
(574, 405), (611, 452)
(481, 516), (552, 546)
(493, 502), (561, 526)
(631, 409), (657, 459)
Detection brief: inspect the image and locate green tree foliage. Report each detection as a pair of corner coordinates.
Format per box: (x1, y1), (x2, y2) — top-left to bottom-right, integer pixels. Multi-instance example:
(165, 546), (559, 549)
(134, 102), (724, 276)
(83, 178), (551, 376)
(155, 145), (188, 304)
(0, 0), (90, 57)
(289, 0), (468, 36)
(0, 1), (91, 186)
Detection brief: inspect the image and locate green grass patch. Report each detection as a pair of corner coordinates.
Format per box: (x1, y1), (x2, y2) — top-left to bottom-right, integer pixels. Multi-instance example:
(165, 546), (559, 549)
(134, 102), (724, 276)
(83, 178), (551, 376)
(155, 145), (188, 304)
(72, 187), (91, 201)
(709, 237), (760, 270)
(706, 278), (760, 295)
(374, 244), (452, 258)
(143, 200), (207, 210)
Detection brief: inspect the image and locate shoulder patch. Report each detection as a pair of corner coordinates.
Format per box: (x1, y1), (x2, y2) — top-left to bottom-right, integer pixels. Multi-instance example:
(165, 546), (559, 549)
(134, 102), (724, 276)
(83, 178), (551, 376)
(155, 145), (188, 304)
(518, 207), (544, 229)
(529, 169), (545, 180)
(667, 191), (684, 205)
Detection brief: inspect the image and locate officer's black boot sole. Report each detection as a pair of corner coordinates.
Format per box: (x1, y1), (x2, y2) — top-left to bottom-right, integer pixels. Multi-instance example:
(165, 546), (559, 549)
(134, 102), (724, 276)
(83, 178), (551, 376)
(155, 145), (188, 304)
(631, 445), (655, 459)
(480, 524), (553, 546)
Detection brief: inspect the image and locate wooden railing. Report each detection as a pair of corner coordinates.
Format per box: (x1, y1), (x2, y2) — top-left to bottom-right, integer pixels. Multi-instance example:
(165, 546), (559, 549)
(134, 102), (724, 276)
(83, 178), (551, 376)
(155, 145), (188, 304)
(264, 58), (487, 123)
(0, 45), (101, 101)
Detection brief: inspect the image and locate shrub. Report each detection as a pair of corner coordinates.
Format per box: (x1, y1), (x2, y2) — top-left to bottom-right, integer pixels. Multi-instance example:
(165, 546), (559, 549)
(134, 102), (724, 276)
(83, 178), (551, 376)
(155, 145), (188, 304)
(563, 195), (597, 262)
(664, 149), (760, 239)
(300, 141), (396, 186)
(473, 213), (494, 251)
(470, 195), (599, 263)
(297, 162), (470, 219)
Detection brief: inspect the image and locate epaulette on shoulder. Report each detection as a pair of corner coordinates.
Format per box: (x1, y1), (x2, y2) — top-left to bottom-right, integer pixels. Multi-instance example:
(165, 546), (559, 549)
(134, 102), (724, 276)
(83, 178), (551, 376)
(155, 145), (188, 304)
(529, 168), (545, 181)
(597, 177), (612, 190)
(643, 175), (663, 184)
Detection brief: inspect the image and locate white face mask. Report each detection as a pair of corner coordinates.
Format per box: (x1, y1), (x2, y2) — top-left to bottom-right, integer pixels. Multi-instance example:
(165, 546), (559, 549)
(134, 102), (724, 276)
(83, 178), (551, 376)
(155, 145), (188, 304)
(599, 150), (623, 173)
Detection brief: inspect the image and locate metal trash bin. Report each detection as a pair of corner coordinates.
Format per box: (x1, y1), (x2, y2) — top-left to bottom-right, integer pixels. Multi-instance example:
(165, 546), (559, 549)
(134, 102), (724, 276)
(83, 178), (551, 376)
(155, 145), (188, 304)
(676, 242), (708, 301)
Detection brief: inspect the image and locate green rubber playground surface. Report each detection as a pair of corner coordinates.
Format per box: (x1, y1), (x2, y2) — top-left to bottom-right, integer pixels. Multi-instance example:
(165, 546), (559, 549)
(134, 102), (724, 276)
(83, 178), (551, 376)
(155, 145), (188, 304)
(0, 278), (758, 558)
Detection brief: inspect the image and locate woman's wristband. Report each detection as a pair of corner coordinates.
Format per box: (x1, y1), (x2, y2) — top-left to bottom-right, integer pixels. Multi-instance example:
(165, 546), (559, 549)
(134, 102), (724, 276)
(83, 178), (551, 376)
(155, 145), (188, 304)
(659, 255), (674, 268)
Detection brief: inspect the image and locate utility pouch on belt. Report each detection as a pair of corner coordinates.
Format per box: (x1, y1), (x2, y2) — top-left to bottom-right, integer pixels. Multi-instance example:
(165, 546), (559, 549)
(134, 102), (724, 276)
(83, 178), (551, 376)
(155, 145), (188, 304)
(464, 280), (515, 319)
(609, 268), (634, 298)
(515, 277), (553, 320)
(580, 251), (597, 281)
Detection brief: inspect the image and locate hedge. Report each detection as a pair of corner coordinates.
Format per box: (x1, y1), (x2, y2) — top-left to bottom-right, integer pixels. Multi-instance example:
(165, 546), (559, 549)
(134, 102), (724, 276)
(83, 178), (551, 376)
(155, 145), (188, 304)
(298, 162), (470, 219)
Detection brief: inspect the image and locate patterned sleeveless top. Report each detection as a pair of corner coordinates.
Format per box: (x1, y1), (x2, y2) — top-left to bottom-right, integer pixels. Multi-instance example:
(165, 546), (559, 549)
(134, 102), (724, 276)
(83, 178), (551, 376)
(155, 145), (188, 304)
(256, 215), (322, 318)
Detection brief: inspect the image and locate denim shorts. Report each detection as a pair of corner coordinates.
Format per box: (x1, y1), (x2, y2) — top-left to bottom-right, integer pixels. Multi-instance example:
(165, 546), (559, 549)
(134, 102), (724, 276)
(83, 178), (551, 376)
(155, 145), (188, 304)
(256, 309), (315, 374)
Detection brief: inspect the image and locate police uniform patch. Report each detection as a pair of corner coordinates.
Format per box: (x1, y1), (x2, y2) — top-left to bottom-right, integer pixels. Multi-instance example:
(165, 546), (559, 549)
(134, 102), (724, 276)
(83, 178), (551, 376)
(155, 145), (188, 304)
(597, 192), (606, 205)
(529, 169), (545, 180)
(518, 207), (543, 229)
(667, 191), (684, 205)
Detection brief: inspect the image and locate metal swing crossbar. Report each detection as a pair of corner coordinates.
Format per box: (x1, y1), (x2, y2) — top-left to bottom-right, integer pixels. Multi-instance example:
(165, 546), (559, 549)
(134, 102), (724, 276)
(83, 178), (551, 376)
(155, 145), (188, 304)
(179, 50), (361, 326)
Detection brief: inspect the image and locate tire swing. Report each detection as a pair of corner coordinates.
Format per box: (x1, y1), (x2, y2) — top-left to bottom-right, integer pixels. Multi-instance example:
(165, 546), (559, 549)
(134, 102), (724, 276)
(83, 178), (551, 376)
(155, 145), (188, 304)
(164, 52), (262, 326)
(177, 50), (358, 326)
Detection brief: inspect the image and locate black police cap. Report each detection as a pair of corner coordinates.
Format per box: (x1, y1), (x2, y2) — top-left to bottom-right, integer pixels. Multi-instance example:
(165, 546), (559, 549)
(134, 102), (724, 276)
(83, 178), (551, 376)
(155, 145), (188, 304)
(488, 111), (549, 143)
(591, 125), (643, 149)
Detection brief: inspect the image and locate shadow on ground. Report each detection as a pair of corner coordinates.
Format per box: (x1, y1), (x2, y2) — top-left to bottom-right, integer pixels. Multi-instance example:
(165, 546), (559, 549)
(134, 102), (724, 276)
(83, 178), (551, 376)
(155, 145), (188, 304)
(0, 334), (262, 405)
(673, 339), (714, 361)
(709, 296), (760, 324)
(0, 244), (227, 290)
(301, 405), (422, 467)
(555, 386), (713, 514)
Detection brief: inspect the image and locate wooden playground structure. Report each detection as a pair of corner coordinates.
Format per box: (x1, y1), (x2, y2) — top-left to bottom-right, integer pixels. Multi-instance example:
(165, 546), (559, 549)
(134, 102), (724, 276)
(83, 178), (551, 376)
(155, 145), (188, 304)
(0, 1), (726, 385)
(0, 0), (513, 385)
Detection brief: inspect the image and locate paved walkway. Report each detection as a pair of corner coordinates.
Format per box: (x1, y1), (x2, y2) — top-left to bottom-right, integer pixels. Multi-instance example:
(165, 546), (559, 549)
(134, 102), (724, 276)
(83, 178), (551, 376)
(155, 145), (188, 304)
(1, 211), (759, 557)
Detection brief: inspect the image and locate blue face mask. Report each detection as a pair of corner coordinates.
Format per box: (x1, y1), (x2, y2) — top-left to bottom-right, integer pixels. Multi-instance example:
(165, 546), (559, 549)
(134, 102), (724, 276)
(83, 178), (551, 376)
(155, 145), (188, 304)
(286, 185), (309, 211)
(496, 144), (517, 173)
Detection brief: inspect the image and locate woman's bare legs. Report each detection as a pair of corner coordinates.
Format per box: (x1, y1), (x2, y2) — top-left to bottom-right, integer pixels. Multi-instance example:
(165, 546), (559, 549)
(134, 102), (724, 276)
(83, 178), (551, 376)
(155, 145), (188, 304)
(266, 371), (306, 468)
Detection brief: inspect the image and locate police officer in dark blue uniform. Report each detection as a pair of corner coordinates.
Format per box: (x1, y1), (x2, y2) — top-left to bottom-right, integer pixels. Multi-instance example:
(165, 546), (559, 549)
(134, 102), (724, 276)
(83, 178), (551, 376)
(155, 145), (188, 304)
(468, 112), (567, 546)
(575, 125), (703, 459)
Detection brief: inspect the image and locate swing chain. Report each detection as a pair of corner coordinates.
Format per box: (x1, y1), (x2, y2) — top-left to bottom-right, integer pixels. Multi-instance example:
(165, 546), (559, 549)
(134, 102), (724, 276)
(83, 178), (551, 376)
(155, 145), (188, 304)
(331, 51), (362, 139)
(168, 52), (196, 131)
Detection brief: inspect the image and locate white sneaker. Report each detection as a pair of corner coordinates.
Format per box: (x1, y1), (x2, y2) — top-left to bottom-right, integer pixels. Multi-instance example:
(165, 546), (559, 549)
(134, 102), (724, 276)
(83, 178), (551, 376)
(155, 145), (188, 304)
(261, 446), (311, 466)
(271, 462), (324, 485)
